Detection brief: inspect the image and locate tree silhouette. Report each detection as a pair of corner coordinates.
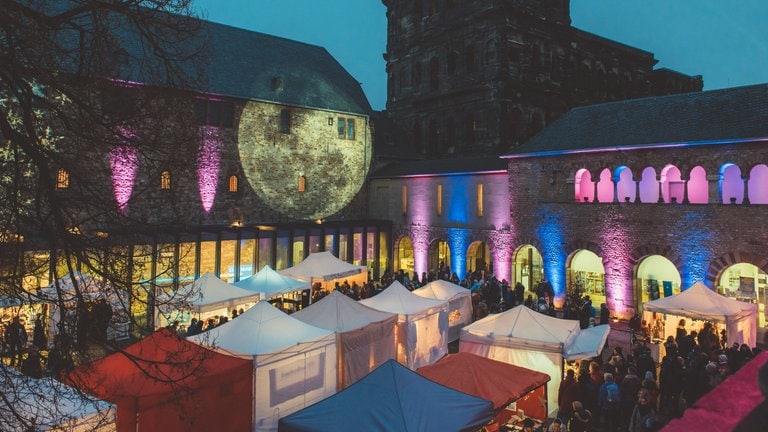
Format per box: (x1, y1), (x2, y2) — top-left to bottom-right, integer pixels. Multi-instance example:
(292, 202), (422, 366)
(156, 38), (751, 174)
(0, 1), (217, 429)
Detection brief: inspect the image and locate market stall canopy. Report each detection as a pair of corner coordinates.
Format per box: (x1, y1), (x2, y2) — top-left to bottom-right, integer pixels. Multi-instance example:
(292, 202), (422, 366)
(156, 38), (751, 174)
(188, 300), (337, 430)
(3, 365), (116, 432)
(359, 281), (449, 370)
(292, 290), (397, 389)
(277, 359), (494, 432)
(460, 305), (609, 416)
(157, 272), (261, 315)
(643, 281), (757, 346)
(66, 328), (252, 432)
(412, 279), (473, 342)
(189, 298), (334, 356)
(417, 352), (550, 416)
(233, 265), (308, 299)
(39, 271), (118, 303)
(660, 351), (768, 432)
(279, 251), (367, 282)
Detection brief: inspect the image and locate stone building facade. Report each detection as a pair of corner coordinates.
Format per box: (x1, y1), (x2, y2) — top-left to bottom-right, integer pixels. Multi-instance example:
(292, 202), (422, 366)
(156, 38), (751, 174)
(374, 84), (768, 331)
(380, 0), (703, 157)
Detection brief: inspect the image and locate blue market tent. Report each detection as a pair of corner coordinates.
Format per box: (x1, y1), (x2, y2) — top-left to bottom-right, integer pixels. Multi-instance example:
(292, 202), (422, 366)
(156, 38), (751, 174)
(278, 359), (494, 432)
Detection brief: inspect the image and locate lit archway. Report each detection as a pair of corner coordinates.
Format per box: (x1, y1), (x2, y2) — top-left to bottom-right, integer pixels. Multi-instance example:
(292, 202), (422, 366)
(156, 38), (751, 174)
(716, 263), (766, 327)
(574, 168), (594, 202)
(396, 236), (415, 275)
(428, 239), (451, 277)
(466, 241), (490, 275)
(567, 250), (606, 307)
(636, 255), (681, 311)
(512, 245), (543, 292)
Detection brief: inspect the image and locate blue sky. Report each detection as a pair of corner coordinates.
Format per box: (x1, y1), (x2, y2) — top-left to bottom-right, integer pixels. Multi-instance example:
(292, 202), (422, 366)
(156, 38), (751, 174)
(194, 1), (768, 111)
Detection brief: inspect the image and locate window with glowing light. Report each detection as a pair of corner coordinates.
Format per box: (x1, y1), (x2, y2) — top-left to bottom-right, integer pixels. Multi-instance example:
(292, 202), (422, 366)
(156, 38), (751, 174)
(477, 183), (484, 216)
(228, 175), (239, 193)
(56, 168), (69, 190)
(401, 185), (408, 215)
(160, 170), (171, 190)
(436, 184), (443, 216)
(298, 175), (306, 192)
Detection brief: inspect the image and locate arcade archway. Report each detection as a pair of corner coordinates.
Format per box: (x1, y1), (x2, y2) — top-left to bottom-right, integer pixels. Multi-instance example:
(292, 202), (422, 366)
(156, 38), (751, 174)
(636, 255), (681, 311)
(466, 241), (490, 275)
(428, 239), (451, 278)
(567, 250), (606, 307)
(716, 263), (766, 327)
(396, 236), (415, 275)
(512, 245), (543, 292)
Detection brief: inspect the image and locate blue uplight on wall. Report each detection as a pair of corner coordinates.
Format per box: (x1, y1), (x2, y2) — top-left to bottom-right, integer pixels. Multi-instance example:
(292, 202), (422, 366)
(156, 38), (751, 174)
(447, 228), (471, 280)
(673, 213), (713, 288)
(537, 215), (566, 300)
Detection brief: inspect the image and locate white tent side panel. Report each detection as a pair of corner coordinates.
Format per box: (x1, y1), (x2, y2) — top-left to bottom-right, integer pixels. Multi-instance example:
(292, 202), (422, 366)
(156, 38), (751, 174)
(338, 314), (398, 389)
(446, 295), (473, 342)
(251, 335), (337, 432)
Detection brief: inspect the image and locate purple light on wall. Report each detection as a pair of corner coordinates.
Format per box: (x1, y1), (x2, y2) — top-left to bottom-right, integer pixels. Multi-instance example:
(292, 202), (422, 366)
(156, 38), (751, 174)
(109, 129), (139, 214)
(197, 127), (223, 213)
(410, 226), (430, 277)
(596, 224), (634, 317)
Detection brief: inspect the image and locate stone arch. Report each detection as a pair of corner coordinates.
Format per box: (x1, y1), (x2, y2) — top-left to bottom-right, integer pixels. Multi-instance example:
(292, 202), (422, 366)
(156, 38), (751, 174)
(705, 251), (768, 288)
(720, 162), (744, 204)
(748, 163), (768, 204)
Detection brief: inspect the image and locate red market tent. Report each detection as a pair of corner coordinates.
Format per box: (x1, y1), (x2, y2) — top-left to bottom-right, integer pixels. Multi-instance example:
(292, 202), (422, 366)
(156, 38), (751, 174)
(417, 352), (551, 422)
(66, 328), (253, 432)
(660, 351), (768, 432)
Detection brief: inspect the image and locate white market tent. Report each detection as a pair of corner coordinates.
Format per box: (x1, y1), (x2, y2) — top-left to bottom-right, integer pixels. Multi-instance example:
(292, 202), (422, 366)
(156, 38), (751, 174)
(233, 265), (309, 300)
(155, 272), (261, 328)
(359, 281), (449, 370)
(292, 290), (398, 390)
(1, 365), (116, 431)
(188, 300), (337, 431)
(459, 305), (610, 415)
(412, 279), (472, 342)
(643, 281), (758, 347)
(38, 272), (130, 344)
(279, 251), (368, 295)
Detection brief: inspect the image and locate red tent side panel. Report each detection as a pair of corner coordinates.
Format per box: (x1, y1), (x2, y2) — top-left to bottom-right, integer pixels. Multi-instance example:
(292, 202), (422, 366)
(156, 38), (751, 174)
(660, 351), (768, 432)
(66, 328), (253, 432)
(417, 352), (550, 419)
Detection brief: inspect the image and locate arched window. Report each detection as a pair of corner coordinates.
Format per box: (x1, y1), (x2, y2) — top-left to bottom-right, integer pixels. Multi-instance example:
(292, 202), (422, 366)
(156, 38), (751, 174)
(660, 164), (683, 203)
(160, 170), (171, 190)
(615, 166), (636, 202)
(429, 57), (439, 91)
(687, 166), (708, 204)
(596, 168), (614, 203)
(748, 164), (768, 204)
(298, 175), (306, 192)
(446, 51), (457, 75)
(720, 163), (743, 204)
(56, 168), (70, 190)
(638, 167), (659, 203)
(228, 175), (239, 193)
(574, 168), (593, 202)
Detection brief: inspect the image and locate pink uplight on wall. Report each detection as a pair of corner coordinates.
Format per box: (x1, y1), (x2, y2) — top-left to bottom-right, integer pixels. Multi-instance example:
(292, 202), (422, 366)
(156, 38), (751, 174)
(109, 135), (139, 214)
(197, 127), (223, 213)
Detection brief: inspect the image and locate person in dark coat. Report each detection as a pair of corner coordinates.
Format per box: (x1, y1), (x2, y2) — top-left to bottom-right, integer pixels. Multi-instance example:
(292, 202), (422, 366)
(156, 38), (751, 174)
(32, 317), (47, 350)
(733, 361), (768, 431)
(558, 368), (583, 426)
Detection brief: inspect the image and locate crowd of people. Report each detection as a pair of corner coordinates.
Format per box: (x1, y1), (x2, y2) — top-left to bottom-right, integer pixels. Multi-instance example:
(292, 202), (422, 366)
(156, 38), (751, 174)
(553, 318), (763, 432)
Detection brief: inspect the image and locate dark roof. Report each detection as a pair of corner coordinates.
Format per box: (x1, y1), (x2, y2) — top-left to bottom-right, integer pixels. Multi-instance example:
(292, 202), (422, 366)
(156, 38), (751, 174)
(504, 84), (768, 158)
(45, 1), (371, 114)
(190, 21), (372, 113)
(371, 155), (508, 178)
